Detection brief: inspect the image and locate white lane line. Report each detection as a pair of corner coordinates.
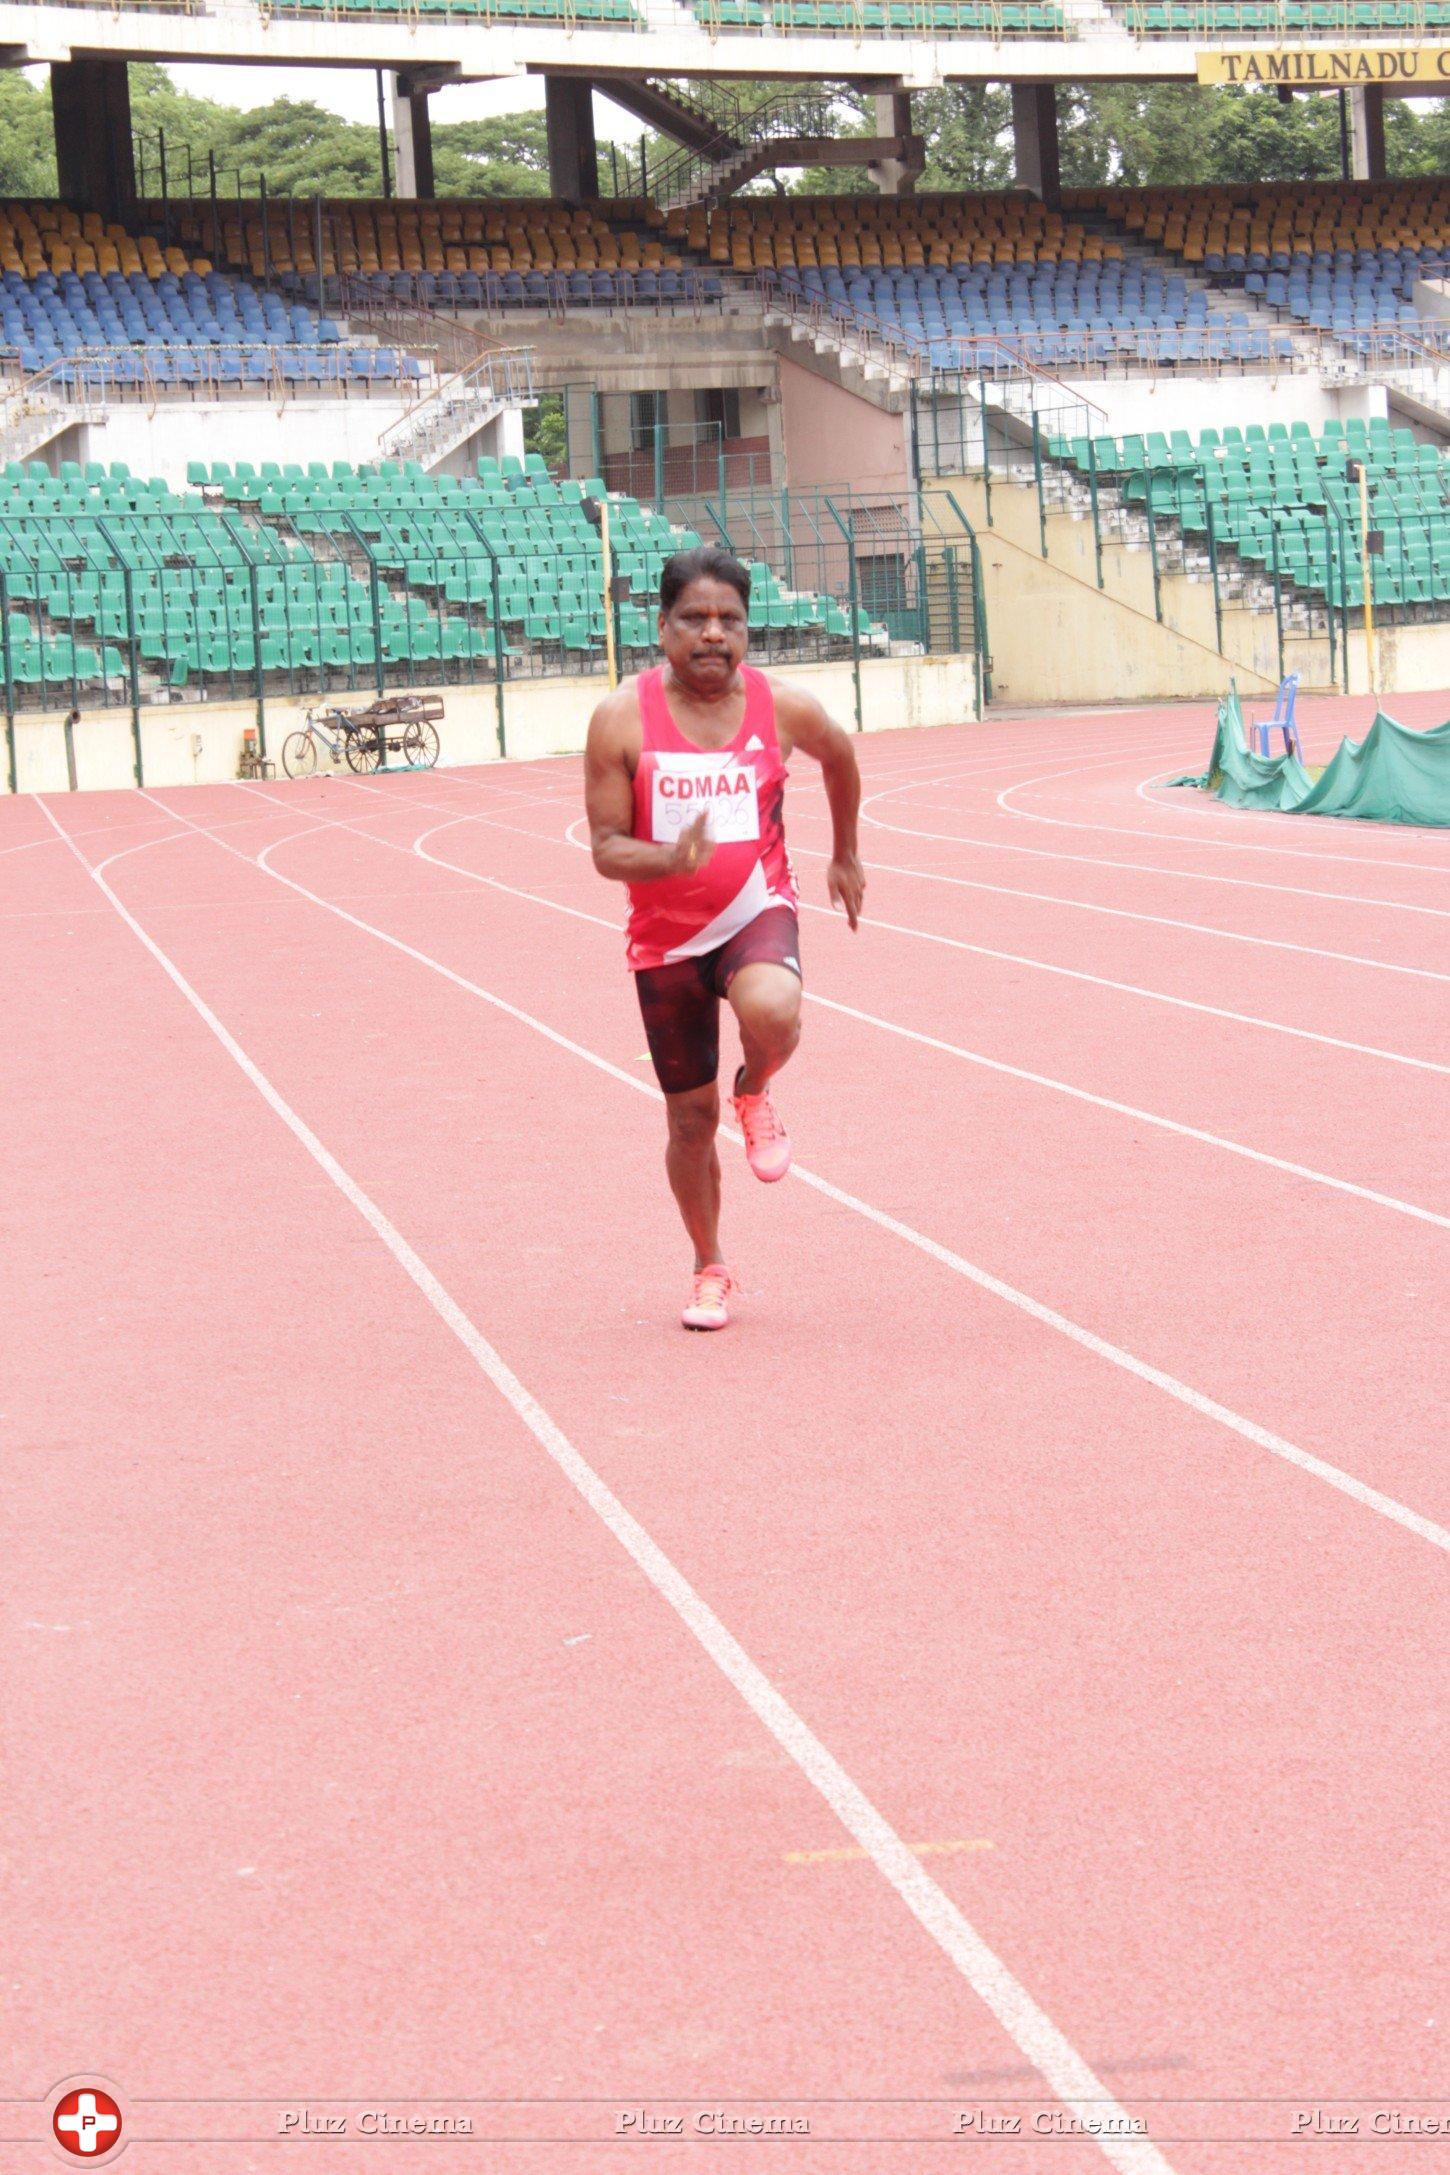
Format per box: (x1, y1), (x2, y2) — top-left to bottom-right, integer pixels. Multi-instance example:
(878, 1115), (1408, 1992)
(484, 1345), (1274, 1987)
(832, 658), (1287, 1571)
(435, 806), (1450, 1090)
(0, 804), (278, 862)
(995, 757), (1450, 877)
(561, 796), (1448, 984)
(788, 892), (1447, 1079)
(859, 788), (1450, 922)
(139, 787), (1450, 1555)
(401, 824), (1446, 1230)
(38, 788), (1178, 2175)
(802, 987), (1450, 1230)
(1135, 766), (1450, 862)
(254, 784), (1450, 1070)
(824, 846), (1450, 985)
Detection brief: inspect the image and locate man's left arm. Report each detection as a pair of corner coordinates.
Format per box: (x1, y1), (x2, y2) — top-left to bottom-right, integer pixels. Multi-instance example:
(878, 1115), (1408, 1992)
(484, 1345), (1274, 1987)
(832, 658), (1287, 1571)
(778, 687), (865, 931)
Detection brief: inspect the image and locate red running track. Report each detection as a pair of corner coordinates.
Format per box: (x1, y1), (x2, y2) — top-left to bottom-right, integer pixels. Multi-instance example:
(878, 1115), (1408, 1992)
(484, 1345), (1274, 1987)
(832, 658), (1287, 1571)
(5, 699), (1448, 2175)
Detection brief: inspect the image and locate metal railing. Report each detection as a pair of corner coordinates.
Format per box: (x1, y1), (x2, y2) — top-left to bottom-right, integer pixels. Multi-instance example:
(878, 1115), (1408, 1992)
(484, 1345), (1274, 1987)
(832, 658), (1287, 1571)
(649, 86), (840, 209)
(342, 268), (732, 326)
(1113, 0), (1446, 33)
(759, 283), (922, 388)
(343, 285), (499, 371)
(2, 344), (431, 409)
(693, 481), (988, 715)
(0, 356), (109, 465)
(1, 474), (968, 767)
(668, 0), (1073, 34)
(378, 347), (537, 469)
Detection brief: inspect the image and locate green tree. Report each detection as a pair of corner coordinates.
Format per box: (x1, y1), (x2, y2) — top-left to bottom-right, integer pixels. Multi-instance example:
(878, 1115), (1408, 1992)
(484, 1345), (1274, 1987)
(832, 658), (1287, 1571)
(525, 391), (568, 469)
(0, 71), (57, 195)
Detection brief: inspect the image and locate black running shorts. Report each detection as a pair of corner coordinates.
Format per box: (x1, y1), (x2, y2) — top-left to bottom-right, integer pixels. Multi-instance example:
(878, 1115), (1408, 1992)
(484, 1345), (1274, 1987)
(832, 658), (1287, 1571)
(633, 906), (802, 1097)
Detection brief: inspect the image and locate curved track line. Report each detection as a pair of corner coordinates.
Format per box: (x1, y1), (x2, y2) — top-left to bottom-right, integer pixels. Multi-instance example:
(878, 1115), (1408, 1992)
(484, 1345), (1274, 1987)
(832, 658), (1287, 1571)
(791, 890), (1447, 1078)
(993, 758), (1450, 875)
(434, 808), (1448, 1081)
(991, 756), (1450, 874)
(404, 824), (1445, 1228)
(831, 845), (1450, 982)
(39, 796), (1175, 2175)
(1136, 765), (1450, 862)
(139, 787), (1450, 1552)
(860, 784), (1450, 921)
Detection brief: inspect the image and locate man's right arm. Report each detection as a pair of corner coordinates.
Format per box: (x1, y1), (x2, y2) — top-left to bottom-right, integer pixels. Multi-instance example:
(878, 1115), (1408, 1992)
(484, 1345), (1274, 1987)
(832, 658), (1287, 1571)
(585, 692), (715, 885)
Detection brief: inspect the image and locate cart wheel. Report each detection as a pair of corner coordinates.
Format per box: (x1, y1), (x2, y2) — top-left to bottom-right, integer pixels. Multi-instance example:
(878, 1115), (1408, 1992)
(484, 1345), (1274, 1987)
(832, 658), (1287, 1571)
(345, 724), (382, 774)
(282, 729), (318, 779)
(403, 720), (440, 769)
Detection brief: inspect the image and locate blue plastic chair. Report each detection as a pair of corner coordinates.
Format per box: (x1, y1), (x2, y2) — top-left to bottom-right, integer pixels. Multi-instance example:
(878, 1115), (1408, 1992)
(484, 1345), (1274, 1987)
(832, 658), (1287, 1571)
(1250, 674), (1303, 761)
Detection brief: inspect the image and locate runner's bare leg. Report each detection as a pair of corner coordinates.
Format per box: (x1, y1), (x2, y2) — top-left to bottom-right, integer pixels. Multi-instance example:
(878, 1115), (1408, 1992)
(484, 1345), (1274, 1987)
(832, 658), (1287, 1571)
(665, 1083), (723, 1269)
(730, 964), (802, 1097)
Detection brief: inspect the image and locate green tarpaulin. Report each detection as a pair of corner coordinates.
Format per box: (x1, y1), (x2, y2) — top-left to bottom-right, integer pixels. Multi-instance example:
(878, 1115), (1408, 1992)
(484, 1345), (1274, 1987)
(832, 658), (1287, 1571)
(1170, 689), (1450, 827)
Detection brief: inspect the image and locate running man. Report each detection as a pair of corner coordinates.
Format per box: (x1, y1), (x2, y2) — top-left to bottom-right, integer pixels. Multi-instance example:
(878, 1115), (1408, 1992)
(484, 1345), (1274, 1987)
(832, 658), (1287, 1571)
(584, 544), (865, 1330)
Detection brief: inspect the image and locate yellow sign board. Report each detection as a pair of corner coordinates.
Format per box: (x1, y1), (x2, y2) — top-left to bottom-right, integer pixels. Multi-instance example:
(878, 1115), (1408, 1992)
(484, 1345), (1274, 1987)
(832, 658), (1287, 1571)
(1197, 45), (1450, 84)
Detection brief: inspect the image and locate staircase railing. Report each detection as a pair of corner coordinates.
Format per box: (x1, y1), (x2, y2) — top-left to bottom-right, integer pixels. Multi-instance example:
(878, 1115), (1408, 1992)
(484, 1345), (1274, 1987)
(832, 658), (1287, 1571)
(342, 283), (494, 370)
(0, 355), (104, 463)
(758, 281), (921, 388)
(378, 346), (536, 469)
(649, 85), (839, 208)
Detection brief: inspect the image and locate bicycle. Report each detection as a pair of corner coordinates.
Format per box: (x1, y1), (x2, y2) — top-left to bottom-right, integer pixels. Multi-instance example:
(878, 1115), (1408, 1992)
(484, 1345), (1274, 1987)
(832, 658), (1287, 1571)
(281, 706), (381, 780)
(281, 699), (442, 779)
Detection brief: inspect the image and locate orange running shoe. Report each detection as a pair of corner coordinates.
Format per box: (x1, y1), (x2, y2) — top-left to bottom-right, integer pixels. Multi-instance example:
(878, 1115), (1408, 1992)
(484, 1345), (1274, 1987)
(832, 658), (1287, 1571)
(731, 1070), (792, 1183)
(682, 1263), (734, 1331)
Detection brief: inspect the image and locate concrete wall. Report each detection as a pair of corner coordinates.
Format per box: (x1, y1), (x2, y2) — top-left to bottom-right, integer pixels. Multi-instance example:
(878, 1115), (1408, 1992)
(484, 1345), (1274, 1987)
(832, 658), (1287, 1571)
(79, 397), (412, 489)
(932, 470), (1450, 703)
(1054, 373), (1391, 441)
(778, 357), (910, 500)
(4, 652), (981, 796)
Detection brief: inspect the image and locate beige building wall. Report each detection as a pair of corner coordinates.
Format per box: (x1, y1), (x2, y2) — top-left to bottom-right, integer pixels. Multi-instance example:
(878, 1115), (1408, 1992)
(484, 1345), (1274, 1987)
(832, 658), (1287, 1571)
(932, 474), (1450, 706)
(778, 359), (911, 501)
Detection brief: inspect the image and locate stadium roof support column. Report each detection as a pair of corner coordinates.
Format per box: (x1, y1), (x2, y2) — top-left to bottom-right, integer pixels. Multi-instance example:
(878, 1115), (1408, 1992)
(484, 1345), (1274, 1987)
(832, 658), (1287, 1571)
(393, 76), (436, 199)
(52, 59), (137, 227)
(871, 92), (915, 194)
(546, 78), (601, 203)
(1011, 81), (1060, 206)
(1348, 85), (1386, 182)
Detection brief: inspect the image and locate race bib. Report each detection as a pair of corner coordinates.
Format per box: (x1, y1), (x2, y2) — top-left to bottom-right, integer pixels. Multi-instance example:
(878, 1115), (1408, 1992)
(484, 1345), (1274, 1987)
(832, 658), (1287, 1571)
(651, 757), (761, 846)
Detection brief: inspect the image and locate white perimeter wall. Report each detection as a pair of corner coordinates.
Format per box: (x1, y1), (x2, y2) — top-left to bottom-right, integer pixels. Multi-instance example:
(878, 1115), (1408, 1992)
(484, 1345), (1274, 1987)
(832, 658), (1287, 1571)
(1057, 373), (1391, 440)
(5, 653), (979, 796)
(77, 397), (413, 490)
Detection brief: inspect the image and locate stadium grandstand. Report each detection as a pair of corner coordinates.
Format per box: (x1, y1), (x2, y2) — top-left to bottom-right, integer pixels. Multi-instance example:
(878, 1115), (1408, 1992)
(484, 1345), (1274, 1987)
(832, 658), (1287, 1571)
(4, 0), (1450, 789)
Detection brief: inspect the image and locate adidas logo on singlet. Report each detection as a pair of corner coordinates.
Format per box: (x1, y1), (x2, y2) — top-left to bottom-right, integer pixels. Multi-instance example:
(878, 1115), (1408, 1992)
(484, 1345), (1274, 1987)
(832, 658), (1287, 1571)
(743, 734), (764, 752)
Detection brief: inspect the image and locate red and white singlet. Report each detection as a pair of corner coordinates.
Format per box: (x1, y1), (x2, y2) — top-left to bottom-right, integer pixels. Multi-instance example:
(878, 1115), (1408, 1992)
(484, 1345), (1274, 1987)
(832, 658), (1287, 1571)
(625, 664), (798, 973)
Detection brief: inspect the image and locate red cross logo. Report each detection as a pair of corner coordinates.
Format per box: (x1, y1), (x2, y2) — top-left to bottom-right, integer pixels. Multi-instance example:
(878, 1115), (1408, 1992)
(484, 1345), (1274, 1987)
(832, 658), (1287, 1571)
(53, 2089), (122, 2158)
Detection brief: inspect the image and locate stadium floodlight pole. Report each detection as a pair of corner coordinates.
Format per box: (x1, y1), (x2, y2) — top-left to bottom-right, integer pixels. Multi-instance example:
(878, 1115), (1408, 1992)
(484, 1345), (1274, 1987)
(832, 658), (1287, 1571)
(315, 192), (326, 318)
(208, 150), (220, 265)
(159, 132), (170, 252)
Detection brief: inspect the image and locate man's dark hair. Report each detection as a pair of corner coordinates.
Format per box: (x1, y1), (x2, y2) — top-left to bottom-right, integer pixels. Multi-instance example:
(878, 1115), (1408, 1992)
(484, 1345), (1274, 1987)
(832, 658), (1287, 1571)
(659, 546), (751, 616)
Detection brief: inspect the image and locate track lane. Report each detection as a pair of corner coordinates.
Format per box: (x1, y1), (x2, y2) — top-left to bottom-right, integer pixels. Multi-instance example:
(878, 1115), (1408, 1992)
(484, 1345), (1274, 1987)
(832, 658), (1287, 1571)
(76, 776), (1450, 2175)
(11, 797), (1135, 2175)
(312, 780), (1449, 1523)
